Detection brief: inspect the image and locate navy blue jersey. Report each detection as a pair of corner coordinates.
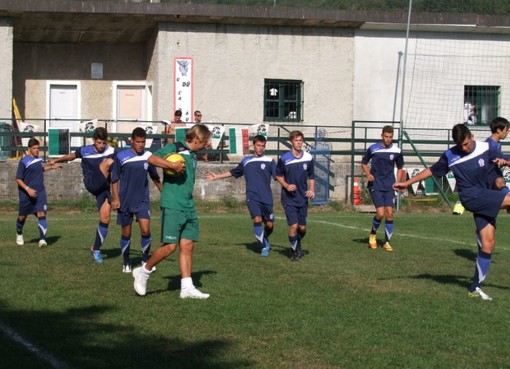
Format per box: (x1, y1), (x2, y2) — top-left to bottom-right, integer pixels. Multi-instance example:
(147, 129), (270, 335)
(16, 155), (47, 207)
(362, 142), (404, 192)
(277, 151), (315, 207)
(75, 144), (115, 186)
(111, 149), (159, 213)
(430, 141), (499, 199)
(230, 155), (276, 205)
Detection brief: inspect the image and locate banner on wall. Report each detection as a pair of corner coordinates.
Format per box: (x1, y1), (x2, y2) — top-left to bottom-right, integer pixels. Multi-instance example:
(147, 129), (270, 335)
(140, 124), (159, 148)
(228, 127), (250, 155)
(174, 57), (193, 123)
(446, 171), (457, 191)
(19, 122), (42, 147)
(79, 119), (99, 145)
(48, 128), (70, 157)
(206, 124), (225, 150)
(408, 167), (422, 195)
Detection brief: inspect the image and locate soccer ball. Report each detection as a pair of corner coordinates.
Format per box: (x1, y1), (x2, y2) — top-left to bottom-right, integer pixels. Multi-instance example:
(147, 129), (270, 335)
(164, 153), (185, 176)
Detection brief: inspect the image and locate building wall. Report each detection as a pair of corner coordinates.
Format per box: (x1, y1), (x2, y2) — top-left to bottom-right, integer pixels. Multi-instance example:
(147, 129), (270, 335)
(13, 42), (147, 120)
(142, 23), (355, 126)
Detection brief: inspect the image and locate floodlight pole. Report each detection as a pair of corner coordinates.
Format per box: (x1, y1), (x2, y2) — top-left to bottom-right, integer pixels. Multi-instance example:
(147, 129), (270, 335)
(397, 0), (412, 211)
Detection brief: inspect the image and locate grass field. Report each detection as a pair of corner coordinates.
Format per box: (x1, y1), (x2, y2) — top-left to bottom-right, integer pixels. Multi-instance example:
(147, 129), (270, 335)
(0, 204), (509, 369)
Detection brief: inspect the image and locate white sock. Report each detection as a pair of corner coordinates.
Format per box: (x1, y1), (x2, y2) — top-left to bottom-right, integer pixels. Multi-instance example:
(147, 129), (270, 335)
(181, 277), (194, 290)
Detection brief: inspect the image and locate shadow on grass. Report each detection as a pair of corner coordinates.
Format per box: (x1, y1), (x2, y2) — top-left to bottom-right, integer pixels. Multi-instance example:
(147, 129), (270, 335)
(453, 248), (477, 261)
(0, 301), (250, 369)
(26, 235), (61, 246)
(161, 270), (218, 295)
(410, 273), (510, 291)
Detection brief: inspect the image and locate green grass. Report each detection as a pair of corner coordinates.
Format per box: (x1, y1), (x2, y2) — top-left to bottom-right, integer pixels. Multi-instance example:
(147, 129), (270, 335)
(0, 206), (509, 368)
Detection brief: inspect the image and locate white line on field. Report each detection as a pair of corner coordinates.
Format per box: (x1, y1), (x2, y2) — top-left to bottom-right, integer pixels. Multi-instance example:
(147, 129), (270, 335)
(0, 318), (70, 369)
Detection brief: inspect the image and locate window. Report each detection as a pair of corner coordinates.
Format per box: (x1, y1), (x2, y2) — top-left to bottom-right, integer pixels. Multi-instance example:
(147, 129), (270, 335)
(463, 86), (499, 125)
(264, 79), (303, 122)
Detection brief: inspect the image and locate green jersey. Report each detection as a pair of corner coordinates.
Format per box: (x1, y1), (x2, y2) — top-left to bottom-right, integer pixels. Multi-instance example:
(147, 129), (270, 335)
(154, 142), (197, 210)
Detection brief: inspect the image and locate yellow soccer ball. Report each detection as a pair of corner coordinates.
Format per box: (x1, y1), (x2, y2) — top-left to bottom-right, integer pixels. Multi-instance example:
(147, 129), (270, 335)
(164, 153), (185, 176)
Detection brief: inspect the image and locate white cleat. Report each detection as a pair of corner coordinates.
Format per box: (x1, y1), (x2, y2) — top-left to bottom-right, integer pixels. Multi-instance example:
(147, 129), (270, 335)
(468, 287), (493, 301)
(38, 239), (47, 248)
(132, 267), (150, 296)
(16, 234), (24, 246)
(180, 287), (210, 300)
(122, 264), (132, 273)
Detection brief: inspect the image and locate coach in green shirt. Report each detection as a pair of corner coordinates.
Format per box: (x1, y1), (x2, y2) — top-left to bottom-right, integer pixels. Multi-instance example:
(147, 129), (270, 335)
(132, 124), (212, 299)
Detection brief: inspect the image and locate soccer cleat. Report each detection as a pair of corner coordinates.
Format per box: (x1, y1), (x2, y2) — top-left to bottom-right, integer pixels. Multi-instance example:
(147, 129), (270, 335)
(180, 287), (210, 299)
(38, 239), (47, 248)
(290, 249), (301, 261)
(90, 246), (103, 263)
(132, 267), (150, 296)
(142, 262), (156, 272)
(368, 234), (377, 249)
(382, 242), (394, 252)
(16, 234), (24, 246)
(468, 287), (493, 301)
(122, 264), (132, 273)
(261, 238), (271, 257)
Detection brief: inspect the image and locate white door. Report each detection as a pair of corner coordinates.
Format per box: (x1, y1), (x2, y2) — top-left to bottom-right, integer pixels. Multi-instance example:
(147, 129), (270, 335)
(48, 84), (81, 147)
(113, 83), (152, 135)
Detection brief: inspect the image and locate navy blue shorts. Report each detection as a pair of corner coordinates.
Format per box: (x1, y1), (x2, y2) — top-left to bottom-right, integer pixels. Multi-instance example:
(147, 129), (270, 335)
(94, 189), (111, 211)
(116, 208), (150, 226)
(246, 198), (274, 223)
(461, 188), (505, 232)
(18, 193), (47, 215)
(84, 174), (109, 196)
(282, 204), (308, 226)
(369, 189), (395, 208)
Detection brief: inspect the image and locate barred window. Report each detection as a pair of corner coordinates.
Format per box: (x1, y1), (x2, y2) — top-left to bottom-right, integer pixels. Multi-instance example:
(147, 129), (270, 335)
(464, 86), (499, 126)
(264, 79), (303, 122)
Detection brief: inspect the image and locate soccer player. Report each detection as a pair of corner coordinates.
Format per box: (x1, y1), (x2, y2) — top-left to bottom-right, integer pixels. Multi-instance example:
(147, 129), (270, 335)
(205, 135), (277, 257)
(485, 117), (510, 193)
(48, 127), (115, 263)
(394, 123), (510, 301)
(111, 127), (163, 273)
(275, 130), (315, 261)
(361, 125), (404, 252)
(16, 137), (62, 247)
(132, 124), (212, 299)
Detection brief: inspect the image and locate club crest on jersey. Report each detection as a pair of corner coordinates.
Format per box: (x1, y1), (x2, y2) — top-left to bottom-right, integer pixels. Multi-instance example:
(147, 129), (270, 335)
(261, 163), (266, 170)
(478, 158), (485, 167)
(390, 154), (395, 160)
(144, 162), (149, 170)
(303, 163), (308, 170)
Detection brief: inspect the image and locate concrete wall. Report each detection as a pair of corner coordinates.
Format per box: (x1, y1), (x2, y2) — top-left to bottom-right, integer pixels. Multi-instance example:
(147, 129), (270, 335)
(0, 159), (352, 204)
(0, 18), (13, 120)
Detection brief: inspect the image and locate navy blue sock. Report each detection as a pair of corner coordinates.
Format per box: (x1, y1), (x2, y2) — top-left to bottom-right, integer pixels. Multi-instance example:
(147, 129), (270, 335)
(289, 235), (299, 251)
(141, 234), (151, 263)
(16, 219), (25, 235)
(37, 216), (48, 240)
(469, 250), (492, 292)
(384, 220), (394, 243)
(120, 236), (131, 266)
(93, 221), (109, 250)
(371, 216), (381, 234)
(253, 222), (264, 249)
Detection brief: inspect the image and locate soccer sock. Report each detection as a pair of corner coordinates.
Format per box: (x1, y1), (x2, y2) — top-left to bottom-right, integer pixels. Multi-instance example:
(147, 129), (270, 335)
(253, 222), (264, 248)
(289, 235), (299, 251)
(181, 277), (194, 290)
(469, 250), (492, 292)
(93, 221), (109, 250)
(297, 230), (307, 242)
(120, 236), (131, 266)
(37, 216), (47, 240)
(16, 219), (25, 235)
(384, 220), (394, 243)
(141, 234), (152, 263)
(371, 216), (381, 234)
(264, 226), (273, 240)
